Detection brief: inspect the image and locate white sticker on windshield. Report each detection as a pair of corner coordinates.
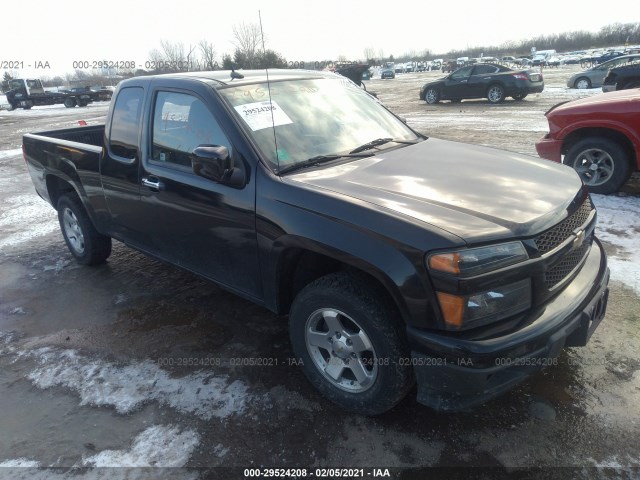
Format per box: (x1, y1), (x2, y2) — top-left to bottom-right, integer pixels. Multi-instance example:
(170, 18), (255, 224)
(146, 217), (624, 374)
(234, 100), (293, 131)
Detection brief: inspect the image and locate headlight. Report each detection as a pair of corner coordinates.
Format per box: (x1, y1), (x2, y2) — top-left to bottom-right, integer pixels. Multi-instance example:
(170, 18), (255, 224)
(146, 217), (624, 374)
(427, 242), (531, 329)
(436, 279), (532, 329)
(428, 241), (528, 277)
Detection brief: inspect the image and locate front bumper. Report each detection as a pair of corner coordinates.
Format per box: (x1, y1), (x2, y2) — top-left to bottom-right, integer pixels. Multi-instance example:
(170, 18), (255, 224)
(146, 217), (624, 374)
(535, 134), (563, 162)
(407, 238), (609, 411)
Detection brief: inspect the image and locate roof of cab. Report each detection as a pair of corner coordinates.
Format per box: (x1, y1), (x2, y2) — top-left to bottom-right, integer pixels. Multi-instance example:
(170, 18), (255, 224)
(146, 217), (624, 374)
(120, 69), (341, 88)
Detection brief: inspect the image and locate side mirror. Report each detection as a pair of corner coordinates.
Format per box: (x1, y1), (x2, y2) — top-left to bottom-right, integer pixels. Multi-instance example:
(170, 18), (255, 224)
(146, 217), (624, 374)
(191, 145), (245, 187)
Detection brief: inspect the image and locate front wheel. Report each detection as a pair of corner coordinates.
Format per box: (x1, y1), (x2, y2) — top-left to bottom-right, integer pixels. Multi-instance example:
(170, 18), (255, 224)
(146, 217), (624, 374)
(487, 84), (505, 103)
(565, 138), (631, 194)
(575, 77), (591, 89)
(57, 194), (112, 265)
(289, 272), (414, 415)
(424, 88), (440, 104)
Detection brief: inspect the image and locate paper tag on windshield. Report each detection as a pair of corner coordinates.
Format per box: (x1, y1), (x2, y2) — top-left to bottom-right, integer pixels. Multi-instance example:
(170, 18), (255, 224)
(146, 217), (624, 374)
(235, 100), (293, 131)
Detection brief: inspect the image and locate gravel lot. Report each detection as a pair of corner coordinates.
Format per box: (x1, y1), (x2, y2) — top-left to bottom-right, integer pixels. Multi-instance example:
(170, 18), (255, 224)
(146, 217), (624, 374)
(0, 65), (639, 478)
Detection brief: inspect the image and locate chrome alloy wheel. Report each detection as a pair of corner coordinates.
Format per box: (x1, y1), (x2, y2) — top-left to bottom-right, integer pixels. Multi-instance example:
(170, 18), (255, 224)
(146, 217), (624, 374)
(304, 308), (378, 392)
(62, 207), (85, 254)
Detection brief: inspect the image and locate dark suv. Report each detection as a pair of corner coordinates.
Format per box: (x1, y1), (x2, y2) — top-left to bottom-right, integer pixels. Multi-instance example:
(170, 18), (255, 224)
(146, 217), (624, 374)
(602, 63), (640, 92)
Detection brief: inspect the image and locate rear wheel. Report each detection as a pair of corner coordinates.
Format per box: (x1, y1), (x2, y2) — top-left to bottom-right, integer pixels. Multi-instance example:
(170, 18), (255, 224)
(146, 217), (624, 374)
(487, 84), (505, 103)
(424, 88), (440, 104)
(64, 98), (76, 108)
(574, 77), (591, 89)
(512, 93), (528, 100)
(289, 272), (414, 415)
(57, 194), (112, 265)
(77, 99), (89, 107)
(565, 138), (632, 194)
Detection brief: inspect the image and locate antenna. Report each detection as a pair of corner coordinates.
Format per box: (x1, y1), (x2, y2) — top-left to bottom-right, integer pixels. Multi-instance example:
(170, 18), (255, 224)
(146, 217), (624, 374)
(258, 10), (280, 171)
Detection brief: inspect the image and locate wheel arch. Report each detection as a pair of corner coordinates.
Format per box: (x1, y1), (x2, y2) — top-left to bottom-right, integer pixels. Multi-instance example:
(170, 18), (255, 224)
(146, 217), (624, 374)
(46, 174), (77, 211)
(271, 240), (418, 328)
(561, 127), (638, 170)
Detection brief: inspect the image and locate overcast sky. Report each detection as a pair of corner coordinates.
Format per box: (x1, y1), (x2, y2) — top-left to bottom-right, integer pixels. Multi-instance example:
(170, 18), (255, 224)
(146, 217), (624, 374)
(2, 0), (639, 77)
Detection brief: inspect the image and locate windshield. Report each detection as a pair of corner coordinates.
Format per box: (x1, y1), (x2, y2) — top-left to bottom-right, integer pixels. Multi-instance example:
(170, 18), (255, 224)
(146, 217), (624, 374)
(220, 77), (419, 173)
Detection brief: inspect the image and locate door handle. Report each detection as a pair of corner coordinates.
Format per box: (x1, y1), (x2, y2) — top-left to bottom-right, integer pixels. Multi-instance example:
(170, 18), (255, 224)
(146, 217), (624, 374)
(142, 176), (165, 191)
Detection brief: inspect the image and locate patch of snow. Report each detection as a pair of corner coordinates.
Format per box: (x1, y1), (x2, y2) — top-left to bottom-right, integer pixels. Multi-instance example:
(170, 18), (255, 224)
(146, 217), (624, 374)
(26, 347), (249, 419)
(592, 194), (640, 294)
(406, 114), (548, 132)
(0, 194), (57, 249)
(82, 425), (199, 467)
(0, 149), (23, 159)
(9, 307), (26, 315)
(587, 454), (640, 468)
(42, 259), (70, 273)
(114, 293), (127, 305)
(0, 458), (40, 467)
(212, 443), (230, 458)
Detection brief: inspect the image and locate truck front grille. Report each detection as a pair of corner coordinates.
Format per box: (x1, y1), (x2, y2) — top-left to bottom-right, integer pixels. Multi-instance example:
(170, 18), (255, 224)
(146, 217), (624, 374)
(544, 237), (593, 289)
(535, 198), (593, 255)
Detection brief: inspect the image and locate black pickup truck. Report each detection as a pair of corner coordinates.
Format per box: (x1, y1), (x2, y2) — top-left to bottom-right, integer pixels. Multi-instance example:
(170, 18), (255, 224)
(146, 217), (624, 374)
(23, 70), (610, 414)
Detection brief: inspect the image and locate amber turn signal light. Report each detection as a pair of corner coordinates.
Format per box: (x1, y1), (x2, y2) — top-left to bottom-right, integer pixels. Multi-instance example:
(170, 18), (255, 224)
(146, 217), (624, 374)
(436, 292), (465, 327)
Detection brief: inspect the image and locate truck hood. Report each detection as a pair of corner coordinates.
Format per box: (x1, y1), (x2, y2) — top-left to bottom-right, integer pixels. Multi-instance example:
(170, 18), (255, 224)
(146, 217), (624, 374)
(287, 138), (584, 243)
(549, 89), (640, 115)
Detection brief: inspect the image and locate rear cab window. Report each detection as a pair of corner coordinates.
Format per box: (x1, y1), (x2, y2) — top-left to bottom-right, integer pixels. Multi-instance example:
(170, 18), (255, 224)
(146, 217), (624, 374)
(109, 87), (144, 160)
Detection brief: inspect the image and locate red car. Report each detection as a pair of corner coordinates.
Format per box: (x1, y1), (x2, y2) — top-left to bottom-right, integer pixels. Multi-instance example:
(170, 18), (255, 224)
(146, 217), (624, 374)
(536, 89), (640, 194)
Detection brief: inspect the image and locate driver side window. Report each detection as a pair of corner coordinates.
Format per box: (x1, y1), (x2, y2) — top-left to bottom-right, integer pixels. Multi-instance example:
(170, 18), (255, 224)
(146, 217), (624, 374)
(152, 91), (231, 168)
(450, 66), (473, 80)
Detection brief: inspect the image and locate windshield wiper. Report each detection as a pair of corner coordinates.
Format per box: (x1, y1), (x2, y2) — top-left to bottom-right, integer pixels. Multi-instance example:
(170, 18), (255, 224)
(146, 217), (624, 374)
(349, 137), (419, 154)
(277, 153), (371, 175)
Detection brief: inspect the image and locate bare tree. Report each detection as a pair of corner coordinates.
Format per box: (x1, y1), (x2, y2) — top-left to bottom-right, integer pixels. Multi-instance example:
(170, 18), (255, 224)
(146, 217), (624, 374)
(148, 40), (188, 72)
(199, 40), (218, 70)
(232, 22), (262, 68)
(363, 46), (376, 63)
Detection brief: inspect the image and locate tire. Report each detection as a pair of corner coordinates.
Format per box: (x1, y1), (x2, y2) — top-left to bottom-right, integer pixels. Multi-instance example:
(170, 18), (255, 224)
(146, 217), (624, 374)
(487, 84), (505, 103)
(424, 88), (440, 104)
(64, 98), (76, 108)
(23, 102), (33, 110)
(289, 272), (414, 415)
(564, 138), (632, 194)
(78, 99), (89, 107)
(574, 77), (591, 89)
(512, 93), (528, 100)
(57, 194), (112, 265)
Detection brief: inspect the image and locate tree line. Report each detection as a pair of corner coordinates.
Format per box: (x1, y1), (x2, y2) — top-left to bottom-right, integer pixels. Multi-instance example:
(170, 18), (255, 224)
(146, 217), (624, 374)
(383, 22), (640, 63)
(2, 21), (639, 91)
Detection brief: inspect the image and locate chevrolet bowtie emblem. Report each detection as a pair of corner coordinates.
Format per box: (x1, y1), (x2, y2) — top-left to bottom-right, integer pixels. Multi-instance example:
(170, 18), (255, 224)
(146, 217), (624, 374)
(573, 229), (585, 249)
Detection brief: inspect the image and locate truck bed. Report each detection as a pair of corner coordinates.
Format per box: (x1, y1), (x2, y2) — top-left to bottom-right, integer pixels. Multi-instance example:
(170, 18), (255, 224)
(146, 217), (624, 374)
(32, 125), (105, 148)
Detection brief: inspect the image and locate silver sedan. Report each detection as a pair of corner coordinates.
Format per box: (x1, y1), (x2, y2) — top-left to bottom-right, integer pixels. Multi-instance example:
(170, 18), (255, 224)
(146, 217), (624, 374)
(567, 54), (640, 89)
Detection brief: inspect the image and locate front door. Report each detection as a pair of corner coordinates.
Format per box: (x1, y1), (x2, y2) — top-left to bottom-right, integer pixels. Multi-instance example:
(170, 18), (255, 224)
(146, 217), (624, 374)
(139, 86), (261, 299)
